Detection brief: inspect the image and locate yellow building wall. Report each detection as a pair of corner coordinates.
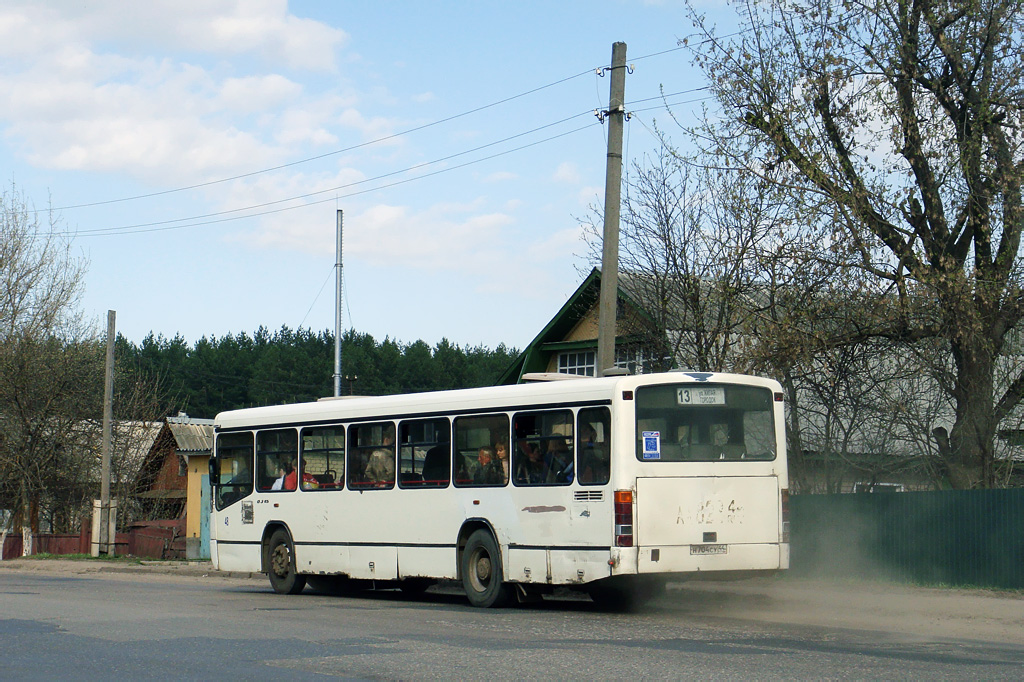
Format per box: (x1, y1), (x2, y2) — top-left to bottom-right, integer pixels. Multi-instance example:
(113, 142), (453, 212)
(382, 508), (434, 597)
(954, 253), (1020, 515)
(543, 302), (645, 373)
(563, 306), (601, 342)
(185, 455), (209, 541)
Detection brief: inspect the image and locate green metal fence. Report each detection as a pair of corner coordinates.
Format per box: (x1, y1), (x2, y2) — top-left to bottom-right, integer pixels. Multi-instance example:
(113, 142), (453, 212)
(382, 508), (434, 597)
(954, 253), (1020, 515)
(790, 489), (1024, 589)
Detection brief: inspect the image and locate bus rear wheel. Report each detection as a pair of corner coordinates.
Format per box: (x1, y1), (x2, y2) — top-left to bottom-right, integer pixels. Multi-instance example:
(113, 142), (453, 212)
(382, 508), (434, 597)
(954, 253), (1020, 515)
(267, 529), (306, 595)
(461, 530), (510, 608)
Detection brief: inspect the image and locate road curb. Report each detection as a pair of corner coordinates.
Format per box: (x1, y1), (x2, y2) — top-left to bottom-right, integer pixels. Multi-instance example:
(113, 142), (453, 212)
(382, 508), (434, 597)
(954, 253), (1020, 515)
(0, 558), (263, 580)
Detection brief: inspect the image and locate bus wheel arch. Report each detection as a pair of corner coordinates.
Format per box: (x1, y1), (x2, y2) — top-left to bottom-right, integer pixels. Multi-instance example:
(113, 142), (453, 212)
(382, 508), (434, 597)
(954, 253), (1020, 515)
(263, 524), (306, 595)
(457, 522), (510, 608)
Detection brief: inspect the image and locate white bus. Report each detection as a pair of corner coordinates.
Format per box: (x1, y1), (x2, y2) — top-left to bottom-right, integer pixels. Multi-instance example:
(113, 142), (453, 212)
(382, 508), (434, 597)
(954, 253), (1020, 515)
(209, 371), (789, 608)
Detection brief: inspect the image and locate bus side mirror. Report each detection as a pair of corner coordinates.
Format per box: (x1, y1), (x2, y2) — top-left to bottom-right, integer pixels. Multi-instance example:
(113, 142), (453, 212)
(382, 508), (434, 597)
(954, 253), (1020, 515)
(208, 455), (217, 486)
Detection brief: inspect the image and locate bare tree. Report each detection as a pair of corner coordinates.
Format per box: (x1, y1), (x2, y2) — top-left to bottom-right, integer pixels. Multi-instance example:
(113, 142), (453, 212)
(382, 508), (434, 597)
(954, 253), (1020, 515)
(0, 186), (92, 554)
(684, 0), (1024, 488)
(584, 147), (793, 373)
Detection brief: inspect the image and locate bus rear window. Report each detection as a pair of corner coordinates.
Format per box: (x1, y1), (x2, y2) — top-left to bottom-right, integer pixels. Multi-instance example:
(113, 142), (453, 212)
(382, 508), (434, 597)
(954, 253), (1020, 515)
(635, 384), (776, 462)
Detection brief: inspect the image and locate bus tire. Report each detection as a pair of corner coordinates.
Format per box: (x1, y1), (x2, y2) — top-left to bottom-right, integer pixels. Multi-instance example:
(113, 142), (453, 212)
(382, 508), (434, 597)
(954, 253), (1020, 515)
(267, 529), (306, 595)
(461, 529), (510, 608)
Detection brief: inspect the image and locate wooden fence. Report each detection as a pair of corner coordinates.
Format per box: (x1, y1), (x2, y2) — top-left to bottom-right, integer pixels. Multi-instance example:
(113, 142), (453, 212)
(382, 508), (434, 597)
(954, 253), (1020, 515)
(1, 519), (186, 561)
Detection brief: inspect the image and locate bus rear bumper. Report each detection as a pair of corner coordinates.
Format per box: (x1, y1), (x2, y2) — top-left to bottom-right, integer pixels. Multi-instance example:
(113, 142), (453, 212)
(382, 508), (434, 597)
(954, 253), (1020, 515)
(636, 543), (787, 574)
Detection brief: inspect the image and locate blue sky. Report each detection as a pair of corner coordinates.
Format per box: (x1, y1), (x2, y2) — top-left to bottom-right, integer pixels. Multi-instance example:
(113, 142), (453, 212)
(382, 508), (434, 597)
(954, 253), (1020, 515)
(0, 1), (726, 351)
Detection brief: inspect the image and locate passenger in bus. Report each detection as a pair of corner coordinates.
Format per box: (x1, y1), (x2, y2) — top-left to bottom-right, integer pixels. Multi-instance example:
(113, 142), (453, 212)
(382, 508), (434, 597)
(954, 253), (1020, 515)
(473, 446), (503, 485)
(515, 442), (547, 484)
(422, 444), (449, 484)
(301, 469), (319, 489)
(454, 451), (472, 484)
(579, 425), (608, 484)
(271, 456), (297, 491)
(364, 428), (395, 485)
(546, 438), (573, 483)
(494, 441), (510, 483)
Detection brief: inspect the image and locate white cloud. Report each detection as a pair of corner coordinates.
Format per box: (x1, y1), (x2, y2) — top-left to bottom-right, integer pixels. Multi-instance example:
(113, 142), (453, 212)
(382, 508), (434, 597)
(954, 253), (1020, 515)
(0, 1), (347, 71)
(219, 75), (303, 111)
(337, 108), (401, 142)
(483, 171), (517, 183)
(0, 1), (358, 184)
(553, 161), (581, 184)
(578, 185), (603, 206)
(527, 226), (586, 263)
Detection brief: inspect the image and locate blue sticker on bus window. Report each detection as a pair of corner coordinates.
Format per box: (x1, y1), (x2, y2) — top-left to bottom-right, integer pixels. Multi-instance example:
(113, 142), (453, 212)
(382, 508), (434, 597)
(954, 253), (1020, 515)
(642, 431), (661, 460)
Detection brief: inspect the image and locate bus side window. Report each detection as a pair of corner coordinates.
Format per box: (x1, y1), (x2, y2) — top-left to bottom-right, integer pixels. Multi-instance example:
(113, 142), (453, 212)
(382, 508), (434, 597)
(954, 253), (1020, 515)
(214, 431), (254, 510)
(453, 414), (510, 487)
(301, 425), (344, 490)
(348, 422), (395, 489)
(512, 410), (573, 486)
(399, 418), (450, 488)
(256, 428), (298, 492)
(577, 407), (610, 485)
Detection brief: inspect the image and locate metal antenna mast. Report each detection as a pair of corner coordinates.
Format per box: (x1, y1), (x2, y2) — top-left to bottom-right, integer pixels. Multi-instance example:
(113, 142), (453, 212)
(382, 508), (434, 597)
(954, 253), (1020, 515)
(333, 210), (343, 397)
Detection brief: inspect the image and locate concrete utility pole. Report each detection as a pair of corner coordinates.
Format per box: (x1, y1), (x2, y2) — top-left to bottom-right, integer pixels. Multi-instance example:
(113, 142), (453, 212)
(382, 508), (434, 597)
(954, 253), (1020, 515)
(99, 310), (115, 555)
(333, 209), (343, 397)
(596, 42), (627, 377)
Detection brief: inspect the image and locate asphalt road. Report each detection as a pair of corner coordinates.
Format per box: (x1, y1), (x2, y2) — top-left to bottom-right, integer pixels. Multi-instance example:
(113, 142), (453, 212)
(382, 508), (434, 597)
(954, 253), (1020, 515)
(1, 561), (1022, 680)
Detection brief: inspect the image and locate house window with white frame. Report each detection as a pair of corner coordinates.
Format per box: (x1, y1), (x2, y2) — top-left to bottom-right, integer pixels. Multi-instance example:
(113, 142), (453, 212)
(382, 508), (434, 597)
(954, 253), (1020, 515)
(558, 350), (596, 376)
(614, 346), (644, 375)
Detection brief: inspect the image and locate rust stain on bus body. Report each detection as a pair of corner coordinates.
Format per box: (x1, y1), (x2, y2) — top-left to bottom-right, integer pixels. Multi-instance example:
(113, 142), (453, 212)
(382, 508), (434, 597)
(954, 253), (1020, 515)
(522, 505), (566, 513)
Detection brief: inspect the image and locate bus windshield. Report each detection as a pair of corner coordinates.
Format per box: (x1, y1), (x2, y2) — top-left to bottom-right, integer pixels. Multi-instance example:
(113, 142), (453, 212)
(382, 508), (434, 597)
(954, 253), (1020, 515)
(635, 383), (776, 462)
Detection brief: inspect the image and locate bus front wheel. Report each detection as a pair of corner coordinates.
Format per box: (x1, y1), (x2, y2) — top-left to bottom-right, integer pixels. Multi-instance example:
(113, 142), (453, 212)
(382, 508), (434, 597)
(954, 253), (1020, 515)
(267, 529), (306, 595)
(461, 530), (510, 608)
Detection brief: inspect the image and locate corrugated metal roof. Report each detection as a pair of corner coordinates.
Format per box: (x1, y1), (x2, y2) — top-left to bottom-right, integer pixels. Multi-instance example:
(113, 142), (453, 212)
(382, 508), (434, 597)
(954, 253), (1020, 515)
(167, 421), (214, 453)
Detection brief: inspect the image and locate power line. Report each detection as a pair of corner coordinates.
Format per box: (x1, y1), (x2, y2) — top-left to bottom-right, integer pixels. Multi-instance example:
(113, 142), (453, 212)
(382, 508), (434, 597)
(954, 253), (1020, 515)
(41, 41), (711, 216)
(66, 122), (597, 237)
(40, 70), (596, 214)
(66, 87), (705, 239)
(69, 109), (595, 237)
(299, 265), (336, 330)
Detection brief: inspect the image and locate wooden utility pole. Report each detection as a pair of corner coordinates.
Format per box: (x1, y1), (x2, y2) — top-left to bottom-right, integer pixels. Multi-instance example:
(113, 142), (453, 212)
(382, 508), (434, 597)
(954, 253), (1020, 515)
(596, 42), (627, 377)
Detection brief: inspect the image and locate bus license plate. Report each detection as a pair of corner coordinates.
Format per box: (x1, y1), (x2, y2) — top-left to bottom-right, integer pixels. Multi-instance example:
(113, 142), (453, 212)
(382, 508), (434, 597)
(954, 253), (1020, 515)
(691, 544), (727, 555)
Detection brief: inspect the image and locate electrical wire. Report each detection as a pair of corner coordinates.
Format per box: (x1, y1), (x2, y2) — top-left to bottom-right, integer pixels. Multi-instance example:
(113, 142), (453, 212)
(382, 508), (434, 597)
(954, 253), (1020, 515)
(42, 40), (719, 216)
(65, 122), (598, 237)
(59, 92), (712, 239)
(40, 70), (596, 214)
(298, 265), (335, 330)
(68, 109), (595, 236)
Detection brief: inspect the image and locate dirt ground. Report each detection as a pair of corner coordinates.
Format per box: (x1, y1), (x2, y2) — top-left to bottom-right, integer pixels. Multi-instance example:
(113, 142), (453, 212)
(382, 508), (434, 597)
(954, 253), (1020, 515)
(670, 576), (1024, 646)
(2, 558), (1022, 645)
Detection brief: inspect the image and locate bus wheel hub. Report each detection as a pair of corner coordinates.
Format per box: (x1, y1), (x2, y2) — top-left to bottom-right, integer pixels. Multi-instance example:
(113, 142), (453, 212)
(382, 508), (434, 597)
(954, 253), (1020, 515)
(272, 546), (289, 576)
(475, 556), (491, 582)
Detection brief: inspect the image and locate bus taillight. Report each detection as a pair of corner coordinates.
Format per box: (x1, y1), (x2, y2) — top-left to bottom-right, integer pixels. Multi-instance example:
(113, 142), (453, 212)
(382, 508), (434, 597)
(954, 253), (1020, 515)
(614, 490), (634, 547)
(780, 489), (790, 543)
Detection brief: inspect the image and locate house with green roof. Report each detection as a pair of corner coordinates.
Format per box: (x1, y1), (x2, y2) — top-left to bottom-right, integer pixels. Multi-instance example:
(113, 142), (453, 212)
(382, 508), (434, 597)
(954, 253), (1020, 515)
(499, 268), (668, 384)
